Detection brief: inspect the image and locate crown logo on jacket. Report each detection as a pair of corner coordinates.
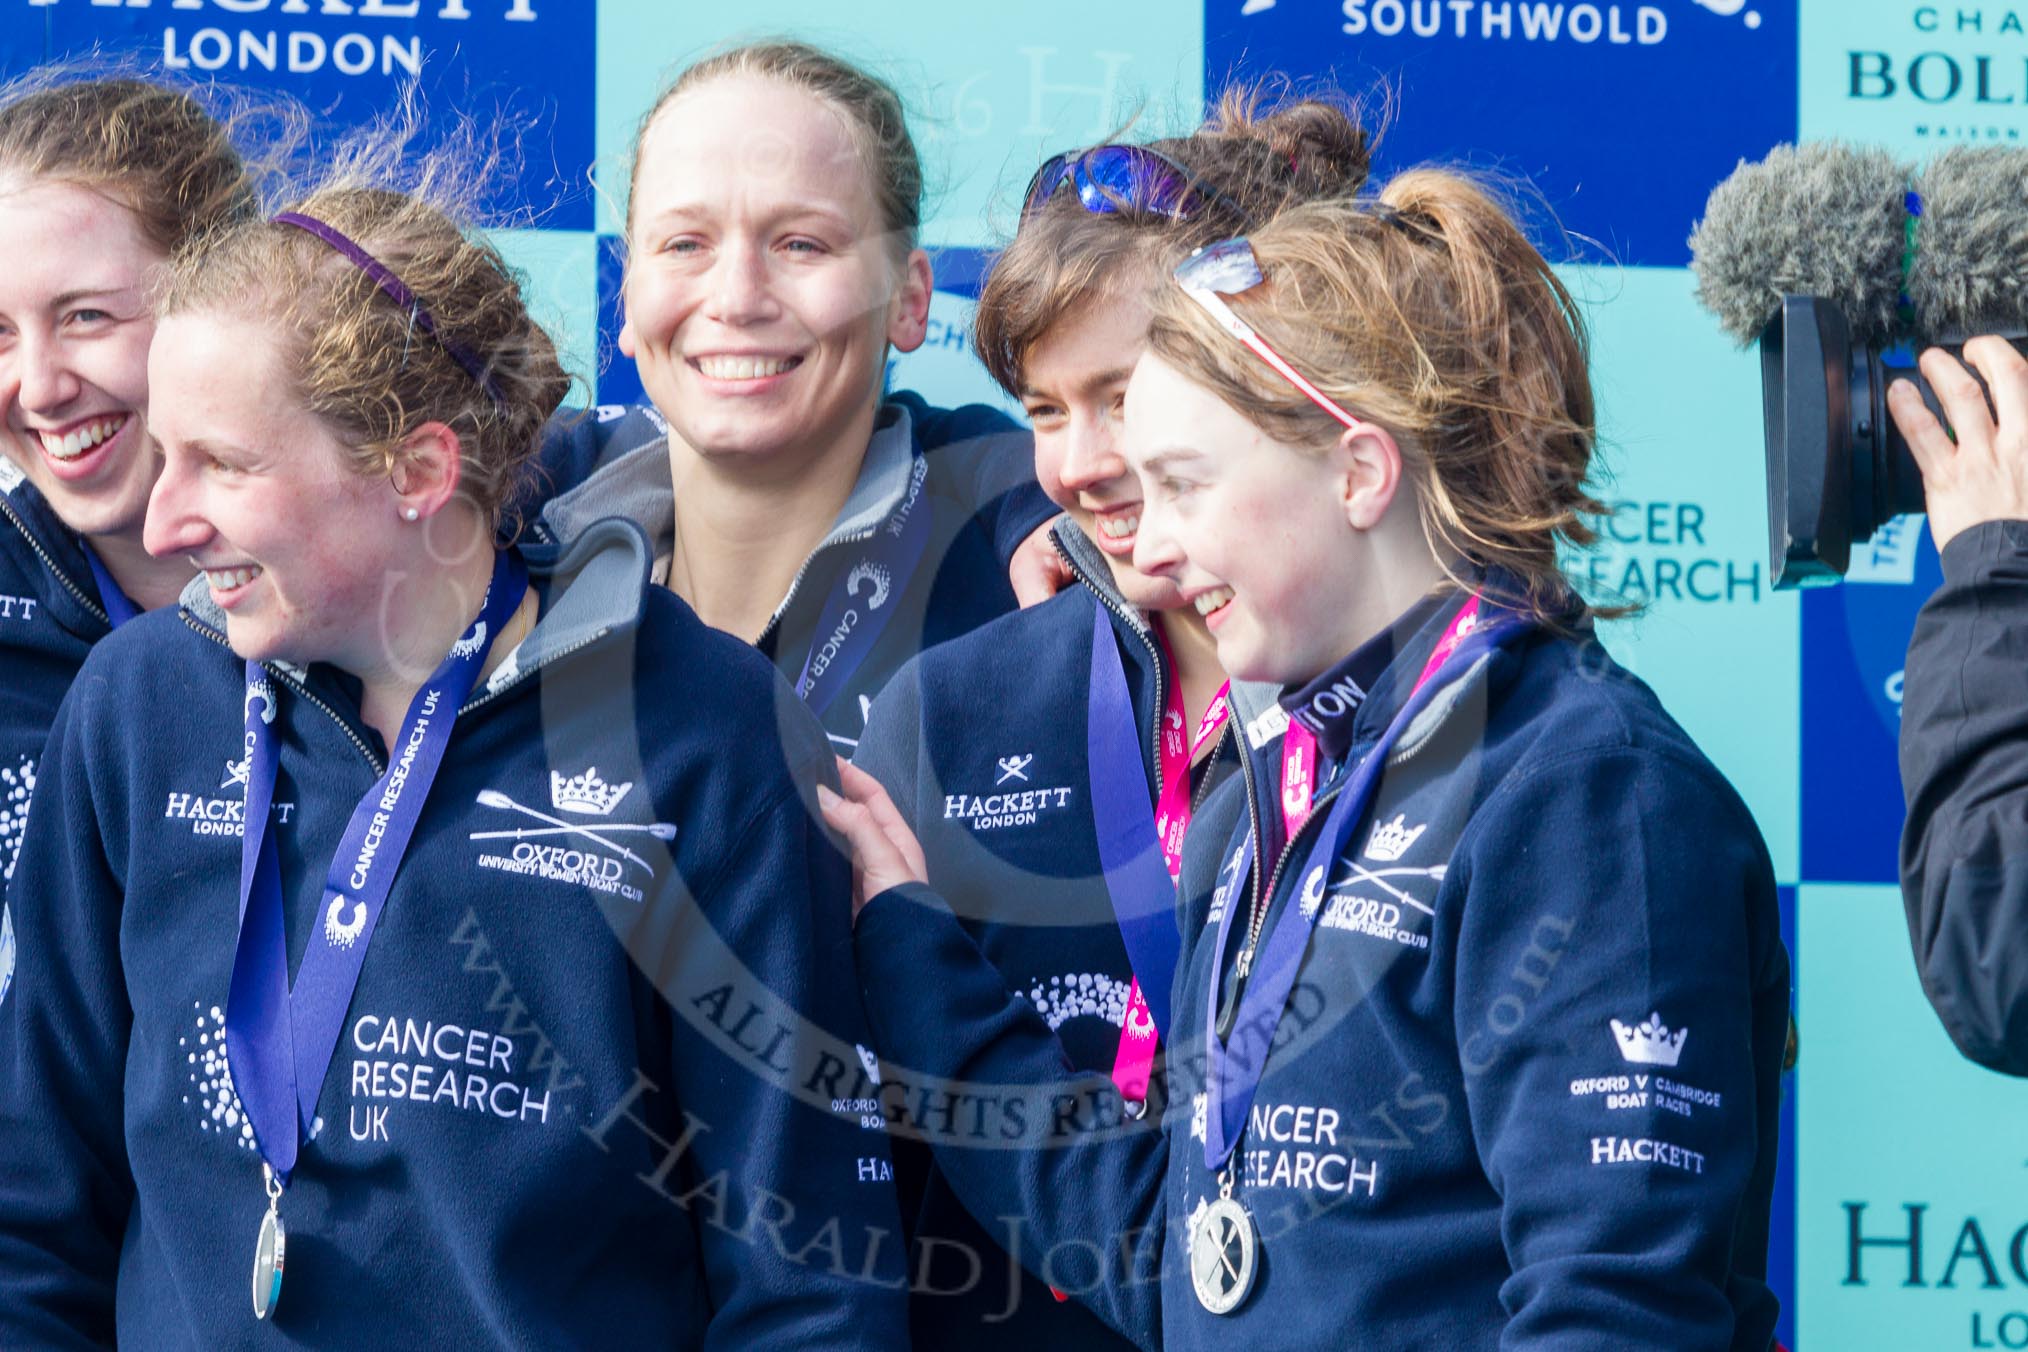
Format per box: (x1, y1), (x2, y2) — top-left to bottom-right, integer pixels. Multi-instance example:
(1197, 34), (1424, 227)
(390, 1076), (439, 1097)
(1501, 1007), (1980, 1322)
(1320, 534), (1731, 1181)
(551, 767), (632, 816)
(1609, 1013), (1688, 1067)
(1363, 814), (1427, 863)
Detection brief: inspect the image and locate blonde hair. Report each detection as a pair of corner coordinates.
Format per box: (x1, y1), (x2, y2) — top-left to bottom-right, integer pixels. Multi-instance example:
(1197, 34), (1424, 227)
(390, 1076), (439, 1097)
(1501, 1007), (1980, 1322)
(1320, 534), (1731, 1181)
(626, 39), (920, 263)
(1144, 173), (1617, 625)
(974, 84), (1374, 396)
(159, 138), (570, 528)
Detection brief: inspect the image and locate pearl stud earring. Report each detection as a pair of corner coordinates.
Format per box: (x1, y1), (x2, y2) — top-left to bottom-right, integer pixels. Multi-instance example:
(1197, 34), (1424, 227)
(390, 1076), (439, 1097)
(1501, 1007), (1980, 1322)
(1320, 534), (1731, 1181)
(403, 507), (420, 522)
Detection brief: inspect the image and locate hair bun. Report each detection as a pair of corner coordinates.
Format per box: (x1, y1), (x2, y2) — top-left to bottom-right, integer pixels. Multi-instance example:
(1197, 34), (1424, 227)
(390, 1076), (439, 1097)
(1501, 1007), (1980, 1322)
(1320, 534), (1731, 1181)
(1254, 100), (1372, 197)
(1191, 87), (1374, 204)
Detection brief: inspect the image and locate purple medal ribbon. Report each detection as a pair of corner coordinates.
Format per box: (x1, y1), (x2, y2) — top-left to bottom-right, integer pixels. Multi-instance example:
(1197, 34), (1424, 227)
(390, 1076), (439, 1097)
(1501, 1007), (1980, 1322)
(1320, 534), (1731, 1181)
(78, 542), (140, 628)
(225, 549), (528, 1185)
(794, 453), (933, 717)
(1086, 602), (1184, 1037)
(1201, 607), (1528, 1171)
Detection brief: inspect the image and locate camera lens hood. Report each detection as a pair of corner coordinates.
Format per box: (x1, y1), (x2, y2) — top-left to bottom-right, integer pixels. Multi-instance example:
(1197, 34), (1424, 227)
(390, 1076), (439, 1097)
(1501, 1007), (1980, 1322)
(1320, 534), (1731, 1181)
(1762, 295), (1854, 588)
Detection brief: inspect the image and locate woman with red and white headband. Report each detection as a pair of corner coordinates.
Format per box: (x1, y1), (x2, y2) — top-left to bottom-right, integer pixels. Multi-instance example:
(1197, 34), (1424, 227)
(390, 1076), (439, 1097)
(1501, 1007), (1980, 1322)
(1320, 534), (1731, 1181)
(841, 92), (1372, 1349)
(829, 171), (1789, 1349)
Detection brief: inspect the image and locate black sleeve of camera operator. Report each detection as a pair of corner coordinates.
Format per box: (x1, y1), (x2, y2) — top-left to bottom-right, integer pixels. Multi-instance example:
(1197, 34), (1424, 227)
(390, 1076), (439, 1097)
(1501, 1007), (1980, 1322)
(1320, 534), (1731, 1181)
(1900, 518), (2028, 1075)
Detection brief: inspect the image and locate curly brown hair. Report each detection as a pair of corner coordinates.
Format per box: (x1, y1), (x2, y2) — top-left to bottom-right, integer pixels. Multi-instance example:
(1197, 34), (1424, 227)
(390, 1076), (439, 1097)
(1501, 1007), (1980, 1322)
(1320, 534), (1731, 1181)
(158, 140), (571, 529)
(0, 73), (276, 255)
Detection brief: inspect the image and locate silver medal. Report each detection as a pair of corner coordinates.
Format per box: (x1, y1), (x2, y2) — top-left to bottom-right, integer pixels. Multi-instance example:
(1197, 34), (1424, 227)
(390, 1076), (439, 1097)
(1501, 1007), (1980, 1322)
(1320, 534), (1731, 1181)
(251, 1208), (285, 1319)
(1188, 1194), (1257, 1315)
(252, 1169), (286, 1321)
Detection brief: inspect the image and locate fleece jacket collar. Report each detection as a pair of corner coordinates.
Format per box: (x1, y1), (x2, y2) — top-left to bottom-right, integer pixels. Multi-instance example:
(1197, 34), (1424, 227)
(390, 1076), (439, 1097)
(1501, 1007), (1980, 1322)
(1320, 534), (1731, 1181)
(539, 401), (923, 575)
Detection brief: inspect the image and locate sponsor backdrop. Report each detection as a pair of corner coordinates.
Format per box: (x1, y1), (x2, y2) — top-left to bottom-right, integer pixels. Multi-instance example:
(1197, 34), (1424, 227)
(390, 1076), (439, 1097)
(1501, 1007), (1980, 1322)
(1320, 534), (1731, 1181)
(2, 0), (2017, 1345)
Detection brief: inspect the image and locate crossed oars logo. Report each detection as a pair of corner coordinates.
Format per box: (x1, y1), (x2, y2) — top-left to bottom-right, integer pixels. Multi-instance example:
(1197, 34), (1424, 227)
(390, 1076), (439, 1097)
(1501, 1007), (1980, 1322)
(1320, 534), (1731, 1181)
(1331, 860), (1447, 914)
(1196, 1211), (1246, 1292)
(470, 789), (675, 874)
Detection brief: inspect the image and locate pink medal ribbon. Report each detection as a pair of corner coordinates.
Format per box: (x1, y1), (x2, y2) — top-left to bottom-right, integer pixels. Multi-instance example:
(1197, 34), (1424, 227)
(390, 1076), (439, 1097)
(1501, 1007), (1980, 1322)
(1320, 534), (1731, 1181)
(1202, 596), (1495, 1181)
(1278, 596), (1482, 837)
(1109, 629), (1230, 1107)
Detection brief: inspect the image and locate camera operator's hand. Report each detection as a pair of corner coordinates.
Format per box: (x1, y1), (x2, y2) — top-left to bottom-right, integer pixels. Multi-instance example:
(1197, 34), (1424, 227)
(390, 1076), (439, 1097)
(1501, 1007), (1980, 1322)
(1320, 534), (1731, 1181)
(1889, 336), (2028, 552)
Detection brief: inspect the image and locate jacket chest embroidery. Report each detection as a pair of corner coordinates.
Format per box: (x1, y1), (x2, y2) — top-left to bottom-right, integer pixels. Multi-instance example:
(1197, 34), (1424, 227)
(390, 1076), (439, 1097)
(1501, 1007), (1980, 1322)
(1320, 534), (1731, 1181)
(1297, 812), (1448, 952)
(940, 752), (1076, 833)
(1301, 857), (1446, 952)
(468, 766), (671, 905)
(161, 760), (297, 839)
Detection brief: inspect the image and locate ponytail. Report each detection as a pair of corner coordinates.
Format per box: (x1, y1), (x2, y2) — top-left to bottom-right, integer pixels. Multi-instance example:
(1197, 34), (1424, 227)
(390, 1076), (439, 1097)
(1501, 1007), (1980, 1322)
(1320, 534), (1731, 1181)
(1144, 171), (1621, 626)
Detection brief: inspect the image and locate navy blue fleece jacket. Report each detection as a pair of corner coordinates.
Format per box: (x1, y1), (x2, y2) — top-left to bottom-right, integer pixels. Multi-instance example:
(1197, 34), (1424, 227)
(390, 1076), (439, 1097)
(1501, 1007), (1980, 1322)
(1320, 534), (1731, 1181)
(0, 520), (909, 1350)
(854, 591), (1789, 1351)
(0, 462), (126, 1018)
(853, 522), (1242, 1350)
(0, 465), (110, 890)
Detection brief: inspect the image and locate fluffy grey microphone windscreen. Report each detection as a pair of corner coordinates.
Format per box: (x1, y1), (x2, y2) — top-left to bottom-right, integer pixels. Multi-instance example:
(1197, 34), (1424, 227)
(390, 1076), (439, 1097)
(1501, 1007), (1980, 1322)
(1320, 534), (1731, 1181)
(1688, 142), (1910, 347)
(1906, 145), (2028, 341)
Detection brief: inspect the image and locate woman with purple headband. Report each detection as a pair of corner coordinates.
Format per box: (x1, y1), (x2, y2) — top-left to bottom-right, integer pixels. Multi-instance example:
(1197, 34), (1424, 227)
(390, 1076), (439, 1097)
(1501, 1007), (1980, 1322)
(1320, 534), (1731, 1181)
(0, 149), (911, 1346)
(0, 73), (594, 1037)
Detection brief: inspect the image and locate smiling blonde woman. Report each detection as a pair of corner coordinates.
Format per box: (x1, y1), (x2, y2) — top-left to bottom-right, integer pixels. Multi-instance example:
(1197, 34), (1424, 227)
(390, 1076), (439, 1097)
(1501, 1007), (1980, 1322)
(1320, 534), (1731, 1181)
(539, 41), (1057, 756)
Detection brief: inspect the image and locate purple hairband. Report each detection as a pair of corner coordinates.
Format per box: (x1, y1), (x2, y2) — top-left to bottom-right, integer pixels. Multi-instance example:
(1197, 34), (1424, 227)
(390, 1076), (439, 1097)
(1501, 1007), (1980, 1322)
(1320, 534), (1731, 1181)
(272, 210), (508, 411)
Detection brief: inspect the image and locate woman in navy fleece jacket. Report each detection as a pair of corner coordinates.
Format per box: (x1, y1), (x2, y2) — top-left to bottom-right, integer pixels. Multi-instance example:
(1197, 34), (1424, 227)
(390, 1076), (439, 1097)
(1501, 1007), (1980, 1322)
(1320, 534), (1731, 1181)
(553, 40), (1057, 757)
(0, 75), (596, 1018)
(0, 78), (282, 1002)
(847, 92), (1375, 1350)
(0, 156), (907, 1348)
(828, 177), (1790, 1348)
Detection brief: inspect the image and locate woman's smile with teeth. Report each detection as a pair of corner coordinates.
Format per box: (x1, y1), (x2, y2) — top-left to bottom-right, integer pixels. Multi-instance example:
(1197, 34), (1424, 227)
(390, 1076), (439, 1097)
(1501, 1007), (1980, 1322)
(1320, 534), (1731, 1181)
(693, 354), (801, 380)
(36, 415), (126, 460)
(204, 564), (263, 591)
(1193, 586), (1235, 617)
(1097, 512), (1140, 539)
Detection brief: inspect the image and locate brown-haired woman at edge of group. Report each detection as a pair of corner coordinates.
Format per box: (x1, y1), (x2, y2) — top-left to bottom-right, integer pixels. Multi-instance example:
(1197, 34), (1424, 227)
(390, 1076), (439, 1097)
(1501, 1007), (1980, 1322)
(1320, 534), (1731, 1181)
(831, 174), (1788, 1350)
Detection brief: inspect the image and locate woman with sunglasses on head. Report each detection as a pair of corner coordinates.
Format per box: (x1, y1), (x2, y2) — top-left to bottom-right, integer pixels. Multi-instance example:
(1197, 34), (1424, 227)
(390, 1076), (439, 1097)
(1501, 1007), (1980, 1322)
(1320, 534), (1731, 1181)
(0, 144), (908, 1347)
(830, 174), (1788, 1348)
(538, 40), (1056, 755)
(842, 92), (1372, 1349)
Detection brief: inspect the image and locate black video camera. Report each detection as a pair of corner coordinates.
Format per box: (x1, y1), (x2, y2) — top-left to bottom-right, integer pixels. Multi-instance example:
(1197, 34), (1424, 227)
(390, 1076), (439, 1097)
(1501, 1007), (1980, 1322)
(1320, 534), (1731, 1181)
(1759, 296), (1930, 589)
(1761, 298), (2028, 587)
(1696, 144), (2028, 587)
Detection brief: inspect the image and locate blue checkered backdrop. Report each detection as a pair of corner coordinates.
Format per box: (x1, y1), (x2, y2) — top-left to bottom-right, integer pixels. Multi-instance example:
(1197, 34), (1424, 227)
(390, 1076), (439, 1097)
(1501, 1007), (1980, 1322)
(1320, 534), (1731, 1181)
(10, 2), (2024, 1346)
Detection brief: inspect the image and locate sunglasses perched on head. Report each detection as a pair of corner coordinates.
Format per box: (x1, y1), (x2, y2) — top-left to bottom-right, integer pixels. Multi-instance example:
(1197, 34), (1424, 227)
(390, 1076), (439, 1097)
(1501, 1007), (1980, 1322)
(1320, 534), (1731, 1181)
(1173, 236), (1368, 433)
(1022, 144), (1244, 221)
